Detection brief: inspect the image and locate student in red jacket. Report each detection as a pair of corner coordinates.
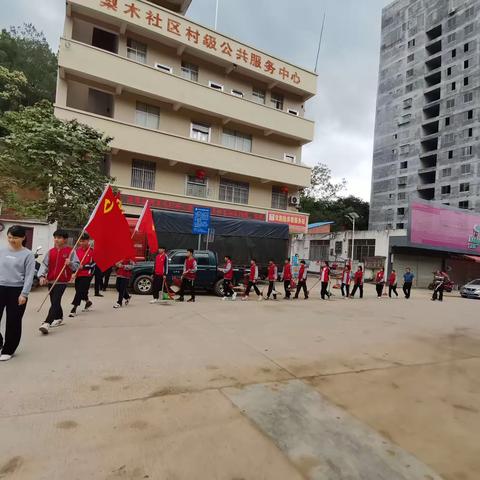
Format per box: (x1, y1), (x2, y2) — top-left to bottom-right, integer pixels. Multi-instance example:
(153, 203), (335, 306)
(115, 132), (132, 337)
(176, 248), (197, 302)
(113, 258), (135, 308)
(150, 246), (169, 304)
(220, 255), (236, 300)
(242, 258), (262, 300)
(320, 261), (331, 300)
(282, 258), (293, 299)
(294, 260), (308, 299)
(341, 264), (351, 298)
(38, 230), (80, 334)
(375, 267), (385, 298)
(69, 233), (95, 317)
(388, 269), (398, 298)
(350, 266), (364, 299)
(266, 259), (278, 300)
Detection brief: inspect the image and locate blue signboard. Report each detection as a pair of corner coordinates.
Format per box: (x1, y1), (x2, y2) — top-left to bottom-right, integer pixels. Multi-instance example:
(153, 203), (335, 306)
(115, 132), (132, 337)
(193, 207), (211, 234)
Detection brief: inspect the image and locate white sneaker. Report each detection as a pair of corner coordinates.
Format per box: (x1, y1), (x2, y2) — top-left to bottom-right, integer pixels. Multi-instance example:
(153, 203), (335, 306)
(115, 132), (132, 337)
(113, 303), (121, 309)
(149, 299), (159, 304)
(232, 292), (237, 300)
(257, 295), (263, 301)
(0, 354), (12, 361)
(68, 311), (76, 318)
(241, 296), (248, 301)
(222, 296), (227, 301)
(39, 322), (50, 334)
(51, 319), (64, 328)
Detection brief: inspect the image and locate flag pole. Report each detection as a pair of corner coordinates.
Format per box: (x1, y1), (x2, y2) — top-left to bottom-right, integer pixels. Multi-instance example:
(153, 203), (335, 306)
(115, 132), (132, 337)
(132, 200), (148, 239)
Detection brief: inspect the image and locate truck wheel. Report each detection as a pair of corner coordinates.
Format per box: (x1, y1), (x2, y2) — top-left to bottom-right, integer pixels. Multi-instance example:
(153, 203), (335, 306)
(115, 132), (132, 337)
(213, 279), (224, 297)
(133, 275), (153, 295)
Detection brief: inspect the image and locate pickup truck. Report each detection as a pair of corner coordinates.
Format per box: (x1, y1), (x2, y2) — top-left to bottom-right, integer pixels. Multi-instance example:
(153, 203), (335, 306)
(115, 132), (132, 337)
(130, 249), (246, 296)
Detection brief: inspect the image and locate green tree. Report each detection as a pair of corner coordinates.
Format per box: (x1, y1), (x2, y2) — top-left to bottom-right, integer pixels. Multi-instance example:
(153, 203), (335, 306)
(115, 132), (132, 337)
(0, 101), (113, 227)
(301, 162), (346, 200)
(0, 66), (27, 112)
(0, 24), (57, 106)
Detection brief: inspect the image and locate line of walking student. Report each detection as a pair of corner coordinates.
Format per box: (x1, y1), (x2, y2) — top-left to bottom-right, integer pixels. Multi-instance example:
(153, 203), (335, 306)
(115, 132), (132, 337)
(0, 225), (451, 362)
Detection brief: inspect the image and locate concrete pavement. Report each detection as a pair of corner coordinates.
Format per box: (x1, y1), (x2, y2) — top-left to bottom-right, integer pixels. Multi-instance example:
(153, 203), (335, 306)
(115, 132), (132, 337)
(0, 284), (479, 479)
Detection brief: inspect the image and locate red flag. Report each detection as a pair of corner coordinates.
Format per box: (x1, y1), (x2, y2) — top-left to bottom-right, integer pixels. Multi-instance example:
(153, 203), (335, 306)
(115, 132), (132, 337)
(85, 186), (135, 271)
(135, 201), (158, 253)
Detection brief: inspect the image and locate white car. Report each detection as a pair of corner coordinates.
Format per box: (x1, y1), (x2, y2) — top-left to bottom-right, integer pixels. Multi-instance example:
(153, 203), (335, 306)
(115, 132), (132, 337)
(460, 279), (480, 299)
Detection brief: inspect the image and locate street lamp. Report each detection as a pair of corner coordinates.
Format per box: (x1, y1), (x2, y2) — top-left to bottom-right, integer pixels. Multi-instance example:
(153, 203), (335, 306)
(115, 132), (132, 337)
(345, 212), (360, 268)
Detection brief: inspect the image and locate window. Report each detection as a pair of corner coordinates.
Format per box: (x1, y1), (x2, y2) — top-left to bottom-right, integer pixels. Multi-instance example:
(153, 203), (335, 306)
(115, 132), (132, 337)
(252, 87), (266, 104)
(335, 241), (343, 255)
(459, 201), (469, 209)
(406, 68), (414, 78)
(464, 92), (473, 103)
(464, 59), (470, 69)
(397, 207), (405, 215)
(442, 168), (451, 177)
(446, 98), (455, 108)
(466, 127), (473, 137)
(231, 89), (244, 98)
(347, 239), (376, 262)
(448, 150), (454, 159)
(451, 81), (456, 91)
(461, 163), (471, 174)
(398, 192), (406, 200)
(463, 145), (473, 156)
(127, 38), (147, 63)
(447, 17), (456, 29)
(190, 122), (210, 142)
(441, 185), (451, 195)
(447, 33), (456, 43)
(465, 6), (474, 18)
(155, 63), (172, 73)
(271, 186), (288, 210)
(287, 108), (299, 116)
(403, 98), (412, 108)
(445, 117), (450, 126)
(393, 133), (398, 139)
(309, 240), (330, 261)
(209, 81), (224, 91)
(443, 203), (450, 206)
(284, 153), (297, 163)
(400, 144), (410, 154)
(399, 114), (411, 124)
(396, 223), (405, 229)
(398, 176), (407, 186)
(464, 76), (469, 86)
(447, 67), (452, 76)
(222, 129), (252, 152)
(407, 38), (416, 48)
(465, 23), (474, 35)
(219, 178), (249, 204)
(135, 102), (160, 129)
(452, 48), (457, 58)
(271, 92), (284, 110)
(443, 133), (455, 145)
(407, 53), (414, 62)
(464, 42), (470, 53)
(400, 161), (408, 169)
(131, 159), (155, 190)
(181, 61), (199, 81)
(467, 109), (474, 120)
(92, 27), (118, 53)
(460, 182), (470, 192)
(186, 175), (207, 198)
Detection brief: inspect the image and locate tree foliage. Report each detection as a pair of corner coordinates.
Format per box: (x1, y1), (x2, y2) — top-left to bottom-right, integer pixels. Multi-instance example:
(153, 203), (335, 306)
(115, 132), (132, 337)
(0, 66), (27, 113)
(0, 24), (57, 107)
(301, 163), (347, 201)
(0, 101), (113, 227)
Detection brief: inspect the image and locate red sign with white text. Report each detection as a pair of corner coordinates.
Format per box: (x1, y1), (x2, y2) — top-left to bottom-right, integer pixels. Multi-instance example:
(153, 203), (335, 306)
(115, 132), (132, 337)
(267, 211), (308, 233)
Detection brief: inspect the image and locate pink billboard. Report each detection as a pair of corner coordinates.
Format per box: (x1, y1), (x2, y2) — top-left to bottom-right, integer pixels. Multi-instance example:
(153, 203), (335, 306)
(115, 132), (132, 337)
(410, 201), (480, 254)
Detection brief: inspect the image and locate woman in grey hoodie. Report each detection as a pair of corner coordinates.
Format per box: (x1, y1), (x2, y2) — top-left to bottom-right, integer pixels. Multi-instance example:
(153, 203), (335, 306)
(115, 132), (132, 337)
(0, 225), (35, 361)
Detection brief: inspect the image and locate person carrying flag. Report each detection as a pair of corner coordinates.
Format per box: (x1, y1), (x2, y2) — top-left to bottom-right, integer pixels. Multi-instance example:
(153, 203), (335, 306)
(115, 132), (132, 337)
(69, 233), (95, 317)
(242, 258), (262, 301)
(320, 261), (331, 300)
(350, 266), (364, 299)
(176, 248), (197, 302)
(282, 258), (293, 300)
(388, 269), (398, 298)
(265, 259), (278, 300)
(220, 255), (236, 300)
(150, 246), (169, 304)
(113, 258), (135, 308)
(294, 260), (308, 299)
(38, 230), (80, 334)
(341, 263), (351, 298)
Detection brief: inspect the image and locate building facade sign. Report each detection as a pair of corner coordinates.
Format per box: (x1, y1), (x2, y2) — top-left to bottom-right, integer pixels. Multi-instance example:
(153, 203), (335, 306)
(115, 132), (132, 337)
(267, 211), (308, 233)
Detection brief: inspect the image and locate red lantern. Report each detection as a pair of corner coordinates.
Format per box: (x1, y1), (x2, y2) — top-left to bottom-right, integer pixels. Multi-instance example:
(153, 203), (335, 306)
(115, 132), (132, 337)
(281, 186), (289, 194)
(195, 169), (206, 180)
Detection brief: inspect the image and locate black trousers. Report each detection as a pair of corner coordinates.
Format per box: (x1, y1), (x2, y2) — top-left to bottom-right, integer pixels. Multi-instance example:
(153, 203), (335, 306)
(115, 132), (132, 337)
(116, 277), (130, 305)
(267, 281), (276, 298)
(46, 284), (67, 324)
(376, 283), (384, 297)
(245, 281), (261, 296)
(0, 286), (27, 355)
(294, 280), (308, 298)
(389, 285), (398, 297)
(432, 284), (444, 301)
(103, 267), (112, 290)
(178, 278), (195, 299)
(403, 282), (412, 299)
(341, 283), (350, 297)
(284, 280), (291, 298)
(152, 275), (167, 299)
(321, 282), (329, 299)
(72, 276), (92, 307)
(223, 279), (234, 297)
(94, 266), (103, 295)
(351, 283), (363, 298)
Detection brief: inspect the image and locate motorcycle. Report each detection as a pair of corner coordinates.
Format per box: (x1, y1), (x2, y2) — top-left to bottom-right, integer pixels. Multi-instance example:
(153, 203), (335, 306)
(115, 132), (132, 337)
(32, 246), (43, 290)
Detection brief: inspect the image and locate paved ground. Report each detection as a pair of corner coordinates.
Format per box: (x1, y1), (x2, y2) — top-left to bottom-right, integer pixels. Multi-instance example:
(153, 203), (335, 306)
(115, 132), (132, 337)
(1, 283), (479, 479)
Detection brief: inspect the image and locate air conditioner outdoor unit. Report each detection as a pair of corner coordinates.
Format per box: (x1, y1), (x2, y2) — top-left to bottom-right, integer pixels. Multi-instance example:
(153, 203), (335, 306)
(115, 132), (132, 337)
(289, 195), (300, 206)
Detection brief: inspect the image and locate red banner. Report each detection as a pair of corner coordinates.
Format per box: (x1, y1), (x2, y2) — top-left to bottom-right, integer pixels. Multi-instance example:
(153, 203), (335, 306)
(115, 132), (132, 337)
(267, 211), (308, 233)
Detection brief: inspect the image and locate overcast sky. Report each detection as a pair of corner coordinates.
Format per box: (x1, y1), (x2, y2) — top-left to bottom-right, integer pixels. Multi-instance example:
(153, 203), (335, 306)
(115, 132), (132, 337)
(1, 0), (392, 200)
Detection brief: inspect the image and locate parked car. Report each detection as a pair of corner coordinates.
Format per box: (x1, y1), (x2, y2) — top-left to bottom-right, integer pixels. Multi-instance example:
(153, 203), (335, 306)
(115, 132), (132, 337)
(460, 279), (480, 299)
(130, 249), (246, 296)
